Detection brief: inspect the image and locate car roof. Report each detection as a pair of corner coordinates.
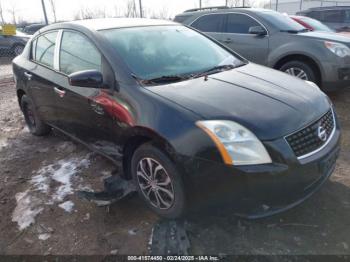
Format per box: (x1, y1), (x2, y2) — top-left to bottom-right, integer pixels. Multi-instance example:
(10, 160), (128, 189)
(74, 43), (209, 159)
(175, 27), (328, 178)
(66, 18), (177, 31)
(176, 7), (273, 19)
(302, 5), (350, 11)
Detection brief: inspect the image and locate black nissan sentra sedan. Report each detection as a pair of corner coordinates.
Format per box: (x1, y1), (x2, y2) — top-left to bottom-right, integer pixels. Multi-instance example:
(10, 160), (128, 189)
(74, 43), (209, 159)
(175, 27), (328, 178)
(12, 18), (340, 218)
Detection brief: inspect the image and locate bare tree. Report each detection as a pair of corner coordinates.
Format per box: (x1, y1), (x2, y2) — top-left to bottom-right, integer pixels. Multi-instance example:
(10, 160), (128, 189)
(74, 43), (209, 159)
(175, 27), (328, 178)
(114, 5), (122, 17)
(150, 5), (170, 20)
(227, 0), (250, 7)
(48, 0), (57, 23)
(124, 0), (137, 18)
(7, 2), (17, 25)
(0, 0), (5, 24)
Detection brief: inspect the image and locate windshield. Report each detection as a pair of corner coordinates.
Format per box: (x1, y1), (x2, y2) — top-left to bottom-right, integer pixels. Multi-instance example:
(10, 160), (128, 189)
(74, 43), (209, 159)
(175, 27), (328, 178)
(100, 25), (244, 81)
(260, 11), (306, 31)
(299, 16), (334, 32)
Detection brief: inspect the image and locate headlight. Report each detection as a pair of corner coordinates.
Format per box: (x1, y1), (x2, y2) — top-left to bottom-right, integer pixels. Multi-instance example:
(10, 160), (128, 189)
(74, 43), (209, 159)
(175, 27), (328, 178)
(196, 120), (272, 165)
(324, 41), (350, 57)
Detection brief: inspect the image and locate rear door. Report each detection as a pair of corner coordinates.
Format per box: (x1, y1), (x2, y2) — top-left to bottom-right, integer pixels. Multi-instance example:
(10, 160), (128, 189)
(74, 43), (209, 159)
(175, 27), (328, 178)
(190, 13), (226, 43)
(25, 31), (59, 124)
(221, 13), (269, 64)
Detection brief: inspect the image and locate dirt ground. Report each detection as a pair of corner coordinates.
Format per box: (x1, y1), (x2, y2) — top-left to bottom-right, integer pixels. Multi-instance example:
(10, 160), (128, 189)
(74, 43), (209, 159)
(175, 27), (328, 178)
(0, 59), (349, 256)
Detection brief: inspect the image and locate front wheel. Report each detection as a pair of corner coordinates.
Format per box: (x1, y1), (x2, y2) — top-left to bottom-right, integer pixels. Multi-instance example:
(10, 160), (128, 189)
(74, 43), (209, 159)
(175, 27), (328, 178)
(279, 60), (317, 83)
(131, 143), (186, 219)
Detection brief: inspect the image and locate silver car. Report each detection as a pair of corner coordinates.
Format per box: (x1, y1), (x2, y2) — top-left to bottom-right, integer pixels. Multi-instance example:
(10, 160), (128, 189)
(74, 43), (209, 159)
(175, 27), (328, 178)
(176, 7), (350, 91)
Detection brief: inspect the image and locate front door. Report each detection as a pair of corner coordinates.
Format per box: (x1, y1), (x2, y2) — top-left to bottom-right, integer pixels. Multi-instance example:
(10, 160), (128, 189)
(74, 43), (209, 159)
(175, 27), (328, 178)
(221, 13), (269, 65)
(52, 30), (123, 161)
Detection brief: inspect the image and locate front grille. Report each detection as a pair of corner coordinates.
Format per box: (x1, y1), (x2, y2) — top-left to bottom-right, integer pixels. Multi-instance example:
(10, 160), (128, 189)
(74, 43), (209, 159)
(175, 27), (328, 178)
(286, 109), (335, 158)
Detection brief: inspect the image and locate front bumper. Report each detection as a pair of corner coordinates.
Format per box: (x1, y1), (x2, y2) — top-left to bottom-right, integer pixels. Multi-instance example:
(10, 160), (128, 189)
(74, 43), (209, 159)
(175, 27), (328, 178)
(321, 58), (350, 90)
(183, 121), (341, 219)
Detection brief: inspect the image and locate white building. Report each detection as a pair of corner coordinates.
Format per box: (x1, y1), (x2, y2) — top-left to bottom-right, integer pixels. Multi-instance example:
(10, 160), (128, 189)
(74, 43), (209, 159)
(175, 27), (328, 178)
(265, 0), (350, 15)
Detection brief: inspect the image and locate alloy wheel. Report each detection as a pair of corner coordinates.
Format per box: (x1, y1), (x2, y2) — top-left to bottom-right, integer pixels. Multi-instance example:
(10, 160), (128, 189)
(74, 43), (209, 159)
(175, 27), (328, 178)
(136, 158), (175, 210)
(285, 67), (309, 80)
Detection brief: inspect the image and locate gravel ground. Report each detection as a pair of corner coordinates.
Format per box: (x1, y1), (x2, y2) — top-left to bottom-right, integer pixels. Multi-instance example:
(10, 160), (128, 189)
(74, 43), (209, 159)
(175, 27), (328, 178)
(0, 62), (349, 255)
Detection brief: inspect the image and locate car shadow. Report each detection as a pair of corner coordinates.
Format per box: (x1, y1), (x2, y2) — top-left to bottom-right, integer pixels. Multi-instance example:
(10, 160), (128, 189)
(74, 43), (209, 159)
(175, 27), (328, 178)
(185, 179), (350, 255)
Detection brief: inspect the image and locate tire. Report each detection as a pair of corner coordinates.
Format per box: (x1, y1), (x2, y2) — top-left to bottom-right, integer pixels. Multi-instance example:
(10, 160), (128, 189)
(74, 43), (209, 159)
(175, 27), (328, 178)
(279, 60), (317, 84)
(12, 44), (25, 56)
(131, 143), (186, 219)
(20, 95), (51, 136)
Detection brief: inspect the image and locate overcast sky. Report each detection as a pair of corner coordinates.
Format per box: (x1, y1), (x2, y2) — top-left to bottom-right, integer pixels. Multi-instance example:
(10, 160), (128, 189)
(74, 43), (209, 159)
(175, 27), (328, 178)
(0, 0), (266, 24)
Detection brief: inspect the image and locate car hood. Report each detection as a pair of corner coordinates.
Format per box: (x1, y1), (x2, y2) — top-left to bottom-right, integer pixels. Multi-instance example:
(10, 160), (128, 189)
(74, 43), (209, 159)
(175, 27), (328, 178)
(298, 31), (350, 43)
(146, 63), (330, 140)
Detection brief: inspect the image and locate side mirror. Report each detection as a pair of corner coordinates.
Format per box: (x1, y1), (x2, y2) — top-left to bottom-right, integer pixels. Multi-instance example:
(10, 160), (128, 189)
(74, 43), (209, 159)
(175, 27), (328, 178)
(68, 70), (103, 88)
(248, 26), (267, 36)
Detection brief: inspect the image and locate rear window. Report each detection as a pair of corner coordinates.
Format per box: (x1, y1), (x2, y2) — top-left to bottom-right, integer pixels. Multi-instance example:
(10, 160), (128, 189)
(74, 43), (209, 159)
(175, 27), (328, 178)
(174, 15), (189, 23)
(33, 31), (57, 68)
(191, 14), (225, 32)
(323, 10), (344, 23)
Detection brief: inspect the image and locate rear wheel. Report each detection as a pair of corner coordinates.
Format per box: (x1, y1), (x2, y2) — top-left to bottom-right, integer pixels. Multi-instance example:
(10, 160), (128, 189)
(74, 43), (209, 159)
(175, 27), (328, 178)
(131, 143), (186, 219)
(20, 95), (51, 136)
(280, 60), (317, 83)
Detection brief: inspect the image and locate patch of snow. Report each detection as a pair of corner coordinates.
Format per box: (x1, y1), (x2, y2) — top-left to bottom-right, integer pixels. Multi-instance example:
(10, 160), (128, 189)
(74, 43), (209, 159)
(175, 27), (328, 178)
(12, 155), (91, 230)
(59, 200), (74, 213)
(38, 233), (51, 241)
(0, 138), (8, 150)
(128, 229), (137, 235)
(12, 191), (43, 231)
(110, 249), (118, 255)
(31, 174), (49, 193)
(36, 157), (91, 202)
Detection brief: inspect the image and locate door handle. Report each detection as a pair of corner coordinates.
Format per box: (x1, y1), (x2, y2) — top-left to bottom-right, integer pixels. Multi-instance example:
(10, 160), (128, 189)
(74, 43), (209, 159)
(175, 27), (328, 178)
(24, 72), (32, 80)
(54, 87), (66, 98)
(223, 38), (233, 44)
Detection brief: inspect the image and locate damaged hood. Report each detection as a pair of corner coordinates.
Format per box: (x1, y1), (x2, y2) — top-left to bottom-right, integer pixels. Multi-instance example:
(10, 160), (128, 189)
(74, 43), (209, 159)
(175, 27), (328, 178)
(146, 63), (330, 140)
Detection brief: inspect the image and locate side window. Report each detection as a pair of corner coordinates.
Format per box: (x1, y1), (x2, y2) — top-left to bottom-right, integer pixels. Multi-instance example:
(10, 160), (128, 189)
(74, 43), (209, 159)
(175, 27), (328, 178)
(191, 14), (225, 32)
(323, 10), (344, 23)
(34, 31), (57, 68)
(59, 31), (102, 75)
(225, 13), (260, 34)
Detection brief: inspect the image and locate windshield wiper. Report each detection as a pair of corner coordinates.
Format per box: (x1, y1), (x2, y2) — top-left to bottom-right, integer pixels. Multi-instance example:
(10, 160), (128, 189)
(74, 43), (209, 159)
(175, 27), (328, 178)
(280, 28), (310, 34)
(192, 64), (236, 78)
(141, 75), (190, 85)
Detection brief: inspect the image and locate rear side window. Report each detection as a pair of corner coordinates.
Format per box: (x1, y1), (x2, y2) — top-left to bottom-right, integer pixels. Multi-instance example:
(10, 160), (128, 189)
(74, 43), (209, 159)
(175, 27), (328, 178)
(322, 10), (344, 23)
(225, 13), (260, 34)
(174, 15), (189, 23)
(34, 31), (57, 68)
(191, 14), (225, 32)
(59, 31), (102, 75)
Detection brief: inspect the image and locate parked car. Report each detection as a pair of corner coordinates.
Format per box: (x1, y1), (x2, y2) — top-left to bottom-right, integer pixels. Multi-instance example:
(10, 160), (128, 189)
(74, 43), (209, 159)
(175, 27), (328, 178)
(290, 15), (334, 32)
(175, 7), (350, 90)
(297, 6), (350, 32)
(291, 15), (350, 37)
(0, 29), (31, 56)
(23, 23), (46, 35)
(13, 18), (340, 218)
